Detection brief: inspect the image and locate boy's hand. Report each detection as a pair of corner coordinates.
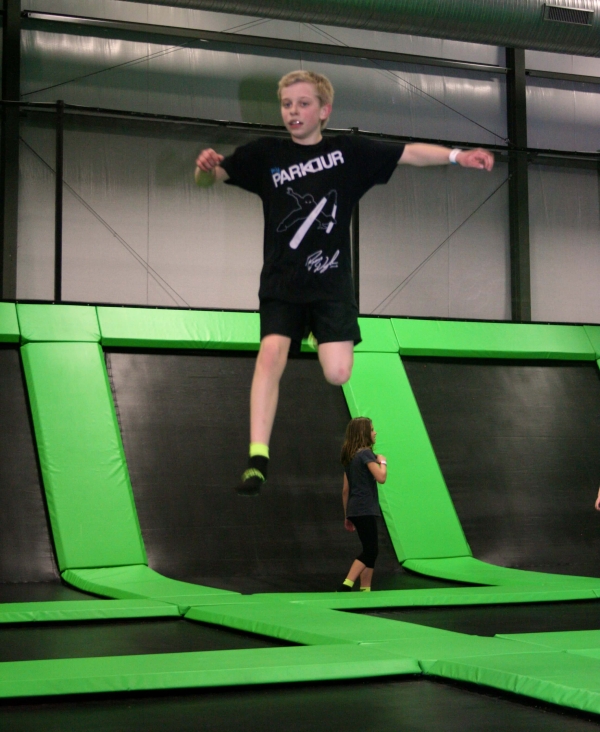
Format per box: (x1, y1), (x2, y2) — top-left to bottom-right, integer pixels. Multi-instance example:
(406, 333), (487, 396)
(344, 518), (355, 532)
(456, 148), (494, 171)
(196, 148), (224, 172)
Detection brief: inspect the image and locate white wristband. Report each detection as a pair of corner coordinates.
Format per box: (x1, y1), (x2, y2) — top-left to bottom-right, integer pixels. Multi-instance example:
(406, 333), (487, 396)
(449, 148), (462, 165)
(380, 460), (387, 465)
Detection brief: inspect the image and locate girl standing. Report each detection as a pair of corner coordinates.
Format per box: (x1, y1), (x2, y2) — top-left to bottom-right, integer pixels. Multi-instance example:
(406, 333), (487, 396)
(338, 417), (387, 592)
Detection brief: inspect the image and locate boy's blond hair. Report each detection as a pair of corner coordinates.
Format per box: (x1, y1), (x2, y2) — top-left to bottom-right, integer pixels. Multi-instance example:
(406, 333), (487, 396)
(278, 71), (334, 129)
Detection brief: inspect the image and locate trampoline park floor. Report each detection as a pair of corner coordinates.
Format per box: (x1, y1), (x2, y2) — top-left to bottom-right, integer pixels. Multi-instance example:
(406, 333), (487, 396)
(3, 304), (600, 726)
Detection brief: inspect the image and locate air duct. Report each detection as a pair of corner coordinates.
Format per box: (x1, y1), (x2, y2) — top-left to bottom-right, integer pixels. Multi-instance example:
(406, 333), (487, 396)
(124, 0), (600, 56)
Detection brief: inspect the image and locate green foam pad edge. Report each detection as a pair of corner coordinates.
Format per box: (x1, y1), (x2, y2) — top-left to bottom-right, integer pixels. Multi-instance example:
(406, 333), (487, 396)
(17, 304), (100, 343)
(0, 302), (19, 341)
(98, 307), (260, 349)
(0, 644), (420, 698)
(425, 651), (600, 715)
(343, 352), (470, 561)
(393, 319), (596, 359)
(0, 599), (179, 623)
(403, 556), (600, 589)
(64, 566), (237, 611)
(21, 342), (147, 569)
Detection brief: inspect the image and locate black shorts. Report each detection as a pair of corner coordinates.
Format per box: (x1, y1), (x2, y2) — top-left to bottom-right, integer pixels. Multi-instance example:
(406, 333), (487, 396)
(259, 299), (361, 355)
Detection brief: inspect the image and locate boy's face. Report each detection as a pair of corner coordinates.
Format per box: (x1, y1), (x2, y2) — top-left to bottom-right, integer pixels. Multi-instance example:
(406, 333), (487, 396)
(280, 82), (331, 145)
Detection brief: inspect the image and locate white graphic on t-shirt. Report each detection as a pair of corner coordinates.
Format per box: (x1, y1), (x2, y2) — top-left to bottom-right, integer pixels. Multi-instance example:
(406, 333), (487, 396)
(277, 187), (337, 250)
(271, 150), (344, 188)
(306, 249), (340, 274)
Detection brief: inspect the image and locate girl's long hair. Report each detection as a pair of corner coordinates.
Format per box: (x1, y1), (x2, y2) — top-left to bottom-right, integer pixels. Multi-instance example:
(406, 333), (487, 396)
(341, 417), (373, 467)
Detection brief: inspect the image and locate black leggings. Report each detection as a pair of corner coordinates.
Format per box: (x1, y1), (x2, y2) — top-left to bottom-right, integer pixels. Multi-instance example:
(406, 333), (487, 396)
(348, 515), (379, 569)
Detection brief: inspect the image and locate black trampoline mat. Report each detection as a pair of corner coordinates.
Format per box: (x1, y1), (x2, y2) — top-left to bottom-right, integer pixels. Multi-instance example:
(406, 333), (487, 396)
(0, 582), (100, 604)
(354, 599), (600, 636)
(403, 358), (600, 578)
(0, 347), (58, 583)
(0, 617), (291, 662)
(1, 677), (599, 731)
(106, 349), (463, 593)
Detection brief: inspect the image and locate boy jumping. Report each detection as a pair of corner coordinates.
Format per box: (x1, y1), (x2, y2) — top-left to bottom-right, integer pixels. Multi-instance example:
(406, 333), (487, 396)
(195, 70), (494, 496)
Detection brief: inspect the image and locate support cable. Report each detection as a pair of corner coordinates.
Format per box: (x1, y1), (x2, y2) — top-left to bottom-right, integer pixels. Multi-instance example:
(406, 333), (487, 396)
(370, 174), (510, 314)
(21, 17), (273, 98)
(20, 137), (191, 308)
(303, 23), (509, 144)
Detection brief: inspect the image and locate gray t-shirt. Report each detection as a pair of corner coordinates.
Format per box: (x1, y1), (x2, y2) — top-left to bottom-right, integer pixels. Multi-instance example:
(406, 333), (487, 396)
(345, 448), (381, 517)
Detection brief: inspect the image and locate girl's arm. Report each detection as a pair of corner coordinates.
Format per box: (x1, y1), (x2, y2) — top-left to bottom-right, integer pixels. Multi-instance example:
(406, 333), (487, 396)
(595, 487), (600, 511)
(342, 474), (355, 531)
(367, 454), (387, 484)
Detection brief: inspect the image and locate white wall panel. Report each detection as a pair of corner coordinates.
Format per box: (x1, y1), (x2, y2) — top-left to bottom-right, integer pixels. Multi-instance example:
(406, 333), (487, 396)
(22, 31), (506, 145)
(18, 120), (263, 307)
(360, 162), (510, 319)
(526, 50), (600, 77)
(530, 165), (600, 324)
(527, 79), (600, 152)
(17, 124), (56, 301)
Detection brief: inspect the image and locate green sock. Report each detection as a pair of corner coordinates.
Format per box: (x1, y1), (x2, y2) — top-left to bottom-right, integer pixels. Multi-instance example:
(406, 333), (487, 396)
(249, 442), (269, 459)
(360, 587), (371, 592)
(343, 578), (354, 588)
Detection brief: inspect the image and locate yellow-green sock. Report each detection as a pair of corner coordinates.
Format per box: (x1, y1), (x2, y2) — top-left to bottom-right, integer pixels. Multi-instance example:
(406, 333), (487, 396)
(360, 586), (371, 592)
(249, 442), (269, 459)
(343, 578), (354, 588)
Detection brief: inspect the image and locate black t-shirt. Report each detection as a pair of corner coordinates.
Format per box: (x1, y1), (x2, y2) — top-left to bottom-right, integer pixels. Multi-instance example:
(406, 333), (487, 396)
(345, 448), (381, 517)
(221, 135), (404, 304)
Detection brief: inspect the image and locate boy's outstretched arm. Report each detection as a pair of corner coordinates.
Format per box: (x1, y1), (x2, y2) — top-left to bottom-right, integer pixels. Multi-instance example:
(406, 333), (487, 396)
(399, 143), (494, 171)
(195, 148), (230, 187)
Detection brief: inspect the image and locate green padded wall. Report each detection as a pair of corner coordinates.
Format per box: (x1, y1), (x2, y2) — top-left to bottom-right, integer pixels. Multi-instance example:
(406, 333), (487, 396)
(17, 304), (100, 343)
(98, 307), (260, 349)
(343, 352), (470, 562)
(403, 557), (600, 590)
(393, 319), (596, 359)
(21, 342), (147, 570)
(0, 645), (419, 698)
(0, 303), (19, 342)
(584, 326), (600, 358)
(355, 317), (399, 353)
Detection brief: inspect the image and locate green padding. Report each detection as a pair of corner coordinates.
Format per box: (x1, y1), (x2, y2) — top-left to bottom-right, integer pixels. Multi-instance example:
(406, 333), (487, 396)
(0, 302), (19, 342)
(343, 353), (470, 561)
(0, 644), (420, 698)
(64, 566), (235, 610)
(22, 342), (146, 569)
(17, 304), (100, 343)
(187, 603), (453, 645)
(392, 319), (596, 359)
(425, 651), (600, 715)
(98, 306), (260, 349)
(370, 635), (544, 663)
(569, 648), (600, 661)
(584, 326), (600, 358)
(403, 557), (600, 589)
(497, 630), (600, 652)
(355, 318), (399, 353)
(280, 585), (599, 609)
(0, 599), (179, 623)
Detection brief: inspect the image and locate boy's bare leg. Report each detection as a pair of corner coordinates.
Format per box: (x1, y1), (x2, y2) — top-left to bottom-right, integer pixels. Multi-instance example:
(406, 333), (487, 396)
(250, 334), (292, 444)
(238, 334), (291, 496)
(317, 340), (354, 385)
